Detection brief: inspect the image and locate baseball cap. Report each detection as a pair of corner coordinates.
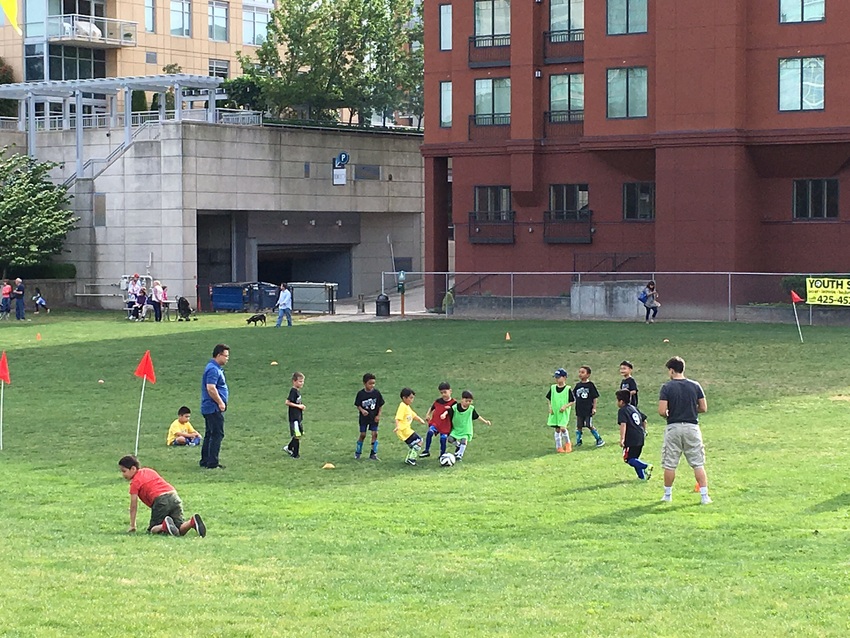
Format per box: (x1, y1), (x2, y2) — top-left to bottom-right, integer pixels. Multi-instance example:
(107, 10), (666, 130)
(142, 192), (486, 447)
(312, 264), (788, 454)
(133, 273), (139, 278)
(553, 368), (568, 378)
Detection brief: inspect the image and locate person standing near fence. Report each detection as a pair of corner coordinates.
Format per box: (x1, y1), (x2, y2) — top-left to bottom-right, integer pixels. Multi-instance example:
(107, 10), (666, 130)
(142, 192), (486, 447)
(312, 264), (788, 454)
(12, 278), (25, 320)
(641, 280), (660, 324)
(151, 280), (164, 322)
(275, 283), (292, 328)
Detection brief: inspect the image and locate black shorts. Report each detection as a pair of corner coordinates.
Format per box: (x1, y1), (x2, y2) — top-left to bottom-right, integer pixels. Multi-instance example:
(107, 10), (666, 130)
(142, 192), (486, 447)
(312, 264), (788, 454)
(359, 421), (379, 433)
(404, 432), (422, 447)
(576, 415), (594, 429)
(289, 420), (304, 437)
(623, 445), (643, 461)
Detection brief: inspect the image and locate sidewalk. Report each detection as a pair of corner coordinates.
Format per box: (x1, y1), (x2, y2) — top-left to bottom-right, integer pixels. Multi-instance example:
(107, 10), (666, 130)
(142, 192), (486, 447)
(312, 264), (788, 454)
(306, 283), (431, 323)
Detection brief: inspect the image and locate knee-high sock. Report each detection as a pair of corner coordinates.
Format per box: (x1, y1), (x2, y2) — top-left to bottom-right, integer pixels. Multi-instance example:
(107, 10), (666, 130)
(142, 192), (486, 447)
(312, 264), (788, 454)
(554, 430), (562, 449)
(371, 439), (378, 455)
(627, 457), (647, 479)
(424, 428), (434, 452)
(590, 427), (602, 442)
(290, 437), (300, 457)
(457, 441), (467, 458)
(575, 429), (582, 444)
(356, 440), (363, 455)
(439, 433), (448, 456)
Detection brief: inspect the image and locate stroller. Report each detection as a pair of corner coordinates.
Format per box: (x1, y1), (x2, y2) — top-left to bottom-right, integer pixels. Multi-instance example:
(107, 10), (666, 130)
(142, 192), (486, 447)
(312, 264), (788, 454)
(176, 296), (197, 321)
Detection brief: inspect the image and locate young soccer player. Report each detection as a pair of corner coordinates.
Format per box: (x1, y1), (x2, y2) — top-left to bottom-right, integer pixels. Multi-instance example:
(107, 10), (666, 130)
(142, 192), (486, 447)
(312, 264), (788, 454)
(354, 372), (385, 460)
(118, 455), (206, 537)
(421, 382), (455, 458)
(166, 406), (201, 446)
(547, 368), (575, 453)
(574, 366), (604, 448)
(616, 390), (653, 480)
(441, 390), (491, 461)
(620, 360), (648, 435)
(284, 372), (306, 459)
(394, 388), (427, 466)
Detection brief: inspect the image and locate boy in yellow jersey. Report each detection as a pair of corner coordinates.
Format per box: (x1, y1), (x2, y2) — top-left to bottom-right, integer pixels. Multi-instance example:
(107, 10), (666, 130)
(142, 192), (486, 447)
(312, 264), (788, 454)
(166, 406), (201, 446)
(547, 368), (575, 453)
(394, 388), (427, 466)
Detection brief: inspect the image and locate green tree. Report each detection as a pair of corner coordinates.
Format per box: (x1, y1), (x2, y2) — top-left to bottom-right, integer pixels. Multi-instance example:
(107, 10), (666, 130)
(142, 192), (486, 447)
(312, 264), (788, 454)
(130, 90), (148, 112)
(150, 64), (183, 112)
(0, 147), (76, 276)
(0, 56), (17, 118)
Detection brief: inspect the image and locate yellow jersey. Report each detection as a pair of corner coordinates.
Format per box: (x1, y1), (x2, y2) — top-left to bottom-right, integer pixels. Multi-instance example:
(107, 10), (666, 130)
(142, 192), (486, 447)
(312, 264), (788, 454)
(166, 418), (199, 445)
(395, 402), (418, 441)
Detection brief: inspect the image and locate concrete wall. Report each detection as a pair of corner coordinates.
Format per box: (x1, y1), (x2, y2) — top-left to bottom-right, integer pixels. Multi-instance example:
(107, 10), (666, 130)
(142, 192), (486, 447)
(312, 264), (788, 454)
(26, 122), (422, 306)
(570, 281), (646, 319)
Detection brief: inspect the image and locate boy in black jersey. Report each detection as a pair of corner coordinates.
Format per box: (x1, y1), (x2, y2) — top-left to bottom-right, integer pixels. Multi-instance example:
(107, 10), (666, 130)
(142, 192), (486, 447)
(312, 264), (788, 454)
(574, 366), (604, 447)
(616, 389), (652, 480)
(284, 372), (306, 458)
(619, 360), (648, 435)
(354, 372), (384, 460)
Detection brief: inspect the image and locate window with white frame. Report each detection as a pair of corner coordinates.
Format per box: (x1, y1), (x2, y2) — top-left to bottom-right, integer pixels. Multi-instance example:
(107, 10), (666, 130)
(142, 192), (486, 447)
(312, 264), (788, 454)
(145, 0), (155, 32)
(209, 1), (229, 41)
(209, 59), (229, 79)
(607, 0), (647, 35)
(243, 5), (269, 45)
(170, 0), (191, 36)
(779, 57), (824, 111)
(440, 81), (452, 127)
(780, 0), (825, 23)
(440, 4), (452, 50)
(607, 67), (647, 118)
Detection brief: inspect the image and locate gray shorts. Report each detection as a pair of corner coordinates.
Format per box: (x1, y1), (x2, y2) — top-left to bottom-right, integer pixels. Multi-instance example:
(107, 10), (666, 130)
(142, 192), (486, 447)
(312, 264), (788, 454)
(661, 422), (705, 470)
(148, 491), (184, 531)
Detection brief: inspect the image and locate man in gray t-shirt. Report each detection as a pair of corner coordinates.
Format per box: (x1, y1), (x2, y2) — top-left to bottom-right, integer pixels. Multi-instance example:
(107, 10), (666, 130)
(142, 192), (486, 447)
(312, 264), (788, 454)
(658, 356), (712, 505)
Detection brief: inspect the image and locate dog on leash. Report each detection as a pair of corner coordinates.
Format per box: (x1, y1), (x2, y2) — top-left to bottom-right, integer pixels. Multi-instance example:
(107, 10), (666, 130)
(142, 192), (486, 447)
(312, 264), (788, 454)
(246, 313), (267, 326)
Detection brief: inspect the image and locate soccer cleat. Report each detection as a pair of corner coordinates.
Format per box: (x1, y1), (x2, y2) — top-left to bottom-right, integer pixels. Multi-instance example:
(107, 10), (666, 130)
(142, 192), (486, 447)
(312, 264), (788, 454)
(595, 439), (605, 448)
(575, 439), (583, 447)
(192, 514), (206, 538)
(644, 464), (653, 480)
(419, 451), (431, 457)
(701, 495), (713, 505)
(661, 494), (672, 502)
(405, 458), (416, 466)
(283, 446), (293, 457)
(369, 454), (380, 461)
(163, 516), (180, 536)
(564, 442), (572, 453)
(354, 452), (361, 460)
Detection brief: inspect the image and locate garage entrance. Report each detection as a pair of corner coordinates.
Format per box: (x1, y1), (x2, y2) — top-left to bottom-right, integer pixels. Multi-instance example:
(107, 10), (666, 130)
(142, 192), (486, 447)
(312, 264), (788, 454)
(257, 245), (353, 298)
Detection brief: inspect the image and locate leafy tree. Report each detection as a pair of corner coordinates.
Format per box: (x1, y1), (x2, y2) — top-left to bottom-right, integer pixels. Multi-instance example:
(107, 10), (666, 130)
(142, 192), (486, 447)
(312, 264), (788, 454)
(151, 64), (183, 111)
(0, 147), (75, 277)
(0, 56), (17, 118)
(131, 90), (148, 112)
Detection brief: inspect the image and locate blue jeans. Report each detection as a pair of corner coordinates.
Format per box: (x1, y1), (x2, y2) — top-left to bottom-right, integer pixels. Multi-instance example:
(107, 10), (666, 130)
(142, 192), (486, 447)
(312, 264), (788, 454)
(276, 307), (292, 327)
(15, 297), (25, 320)
(200, 410), (225, 468)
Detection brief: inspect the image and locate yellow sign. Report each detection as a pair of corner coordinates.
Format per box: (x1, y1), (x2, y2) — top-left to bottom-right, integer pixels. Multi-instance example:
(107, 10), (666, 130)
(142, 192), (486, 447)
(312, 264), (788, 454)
(0, 0), (21, 35)
(805, 277), (850, 306)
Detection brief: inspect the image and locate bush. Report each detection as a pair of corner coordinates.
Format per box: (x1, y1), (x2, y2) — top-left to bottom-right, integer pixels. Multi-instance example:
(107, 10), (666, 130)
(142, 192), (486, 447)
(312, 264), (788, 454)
(780, 275), (808, 296)
(6, 263), (77, 279)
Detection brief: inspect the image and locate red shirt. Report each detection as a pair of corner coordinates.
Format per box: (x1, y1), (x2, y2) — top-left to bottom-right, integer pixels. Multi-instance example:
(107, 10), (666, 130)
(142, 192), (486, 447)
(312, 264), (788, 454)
(429, 398), (456, 435)
(1, 285), (10, 298)
(129, 468), (175, 507)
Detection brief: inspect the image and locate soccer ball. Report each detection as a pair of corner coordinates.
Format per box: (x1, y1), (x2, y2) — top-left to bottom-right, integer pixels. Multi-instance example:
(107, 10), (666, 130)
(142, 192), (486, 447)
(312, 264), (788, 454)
(439, 453), (456, 467)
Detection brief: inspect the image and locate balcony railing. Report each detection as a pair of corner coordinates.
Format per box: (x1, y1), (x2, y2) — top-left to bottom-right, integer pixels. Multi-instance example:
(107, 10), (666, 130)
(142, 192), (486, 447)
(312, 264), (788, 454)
(468, 34), (511, 68)
(543, 110), (583, 140)
(468, 113), (511, 142)
(544, 209), (593, 244)
(46, 14), (138, 48)
(543, 29), (584, 64)
(468, 211), (516, 244)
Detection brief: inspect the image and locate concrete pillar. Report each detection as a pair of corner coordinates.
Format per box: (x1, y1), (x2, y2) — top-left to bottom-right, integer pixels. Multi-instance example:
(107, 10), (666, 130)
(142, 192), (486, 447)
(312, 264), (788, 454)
(123, 87), (132, 146)
(174, 85), (183, 121)
(62, 98), (71, 130)
(27, 92), (36, 156)
(75, 90), (84, 177)
(424, 156), (450, 309)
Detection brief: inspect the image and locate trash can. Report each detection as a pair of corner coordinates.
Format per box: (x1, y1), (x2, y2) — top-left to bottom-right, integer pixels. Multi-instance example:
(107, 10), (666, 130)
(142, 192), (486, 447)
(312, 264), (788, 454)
(375, 294), (390, 317)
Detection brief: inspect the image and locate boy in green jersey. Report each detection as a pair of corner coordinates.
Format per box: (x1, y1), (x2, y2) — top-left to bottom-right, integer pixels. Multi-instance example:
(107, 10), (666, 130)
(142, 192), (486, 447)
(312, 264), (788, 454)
(439, 390), (491, 461)
(547, 368), (575, 453)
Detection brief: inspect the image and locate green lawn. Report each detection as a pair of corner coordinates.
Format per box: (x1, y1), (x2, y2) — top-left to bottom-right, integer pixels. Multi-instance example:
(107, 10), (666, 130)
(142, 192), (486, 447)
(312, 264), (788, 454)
(0, 312), (848, 637)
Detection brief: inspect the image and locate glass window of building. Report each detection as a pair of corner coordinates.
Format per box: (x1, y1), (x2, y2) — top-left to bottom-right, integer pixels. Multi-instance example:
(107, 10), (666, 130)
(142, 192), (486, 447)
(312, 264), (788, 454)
(209, 58), (230, 78)
(47, 45), (106, 81)
(474, 0), (510, 45)
(243, 5), (269, 45)
(550, 184), (589, 217)
(780, 0), (825, 23)
(551, 0), (584, 38)
(607, 0), (647, 35)
(779, 57), (824, 111)
(440, 81), (452, 127)
(209, 1), (228, 41)
(793, 179), (838, 218)
(607, 67), (647, 118)
(145, 0), (155, 32)
(474, 185), (512, 220)
(171, 0), (191, 36)
(474, 78), (510, 124)
(25, 44), (45, 81)
(440, 4), (452, 50)
(623, 182), (655, 220)
(550, 73), (584, 120)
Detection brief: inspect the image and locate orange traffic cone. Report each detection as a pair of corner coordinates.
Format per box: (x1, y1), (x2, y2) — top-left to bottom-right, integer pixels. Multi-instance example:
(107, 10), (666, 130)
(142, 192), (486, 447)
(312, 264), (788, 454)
(694, 482), (700, 492)
(36, 333), (42, 341)
(505, 332), (511, 341)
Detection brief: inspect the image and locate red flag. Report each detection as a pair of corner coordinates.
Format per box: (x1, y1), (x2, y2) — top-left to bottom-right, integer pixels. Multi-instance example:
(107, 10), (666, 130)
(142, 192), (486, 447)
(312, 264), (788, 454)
(790, 290), (804, 304)
(0, 351), (10, 384)
(134, 350), (156, 384)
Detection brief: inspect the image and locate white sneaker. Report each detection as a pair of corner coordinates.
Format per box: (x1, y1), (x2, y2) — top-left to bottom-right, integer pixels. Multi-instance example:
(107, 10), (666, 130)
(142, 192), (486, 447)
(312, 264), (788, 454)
(661, 494), (672, 502)
(701, 495), (713, 505)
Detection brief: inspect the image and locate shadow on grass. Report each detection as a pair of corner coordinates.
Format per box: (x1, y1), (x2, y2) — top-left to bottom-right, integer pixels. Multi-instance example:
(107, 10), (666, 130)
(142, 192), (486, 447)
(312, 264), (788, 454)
(562, 480), (632, 496)
(807, 493), (850, 514)
(573, 501), (692, 525)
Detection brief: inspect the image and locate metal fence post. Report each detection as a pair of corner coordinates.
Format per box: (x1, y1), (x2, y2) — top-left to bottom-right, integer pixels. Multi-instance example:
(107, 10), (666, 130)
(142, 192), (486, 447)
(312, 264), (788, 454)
(577, 272), (581, 320)
(510, 273), (514, 319)
(728, 273), (732, 322)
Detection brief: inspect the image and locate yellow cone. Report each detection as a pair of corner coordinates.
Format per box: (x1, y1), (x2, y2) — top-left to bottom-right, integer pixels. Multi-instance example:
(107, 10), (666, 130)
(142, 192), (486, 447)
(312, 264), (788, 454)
(322, 463), (335, 469)
(505, 332), (511, 341)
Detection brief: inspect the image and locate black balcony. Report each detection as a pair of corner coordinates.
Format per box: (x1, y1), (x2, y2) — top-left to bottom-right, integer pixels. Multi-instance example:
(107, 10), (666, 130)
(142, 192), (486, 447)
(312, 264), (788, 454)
(543, 29), (584, 64)
(544, 209), (593, 244)
(468, 113), (511, 142)
(468, 34), (511, 68)
(469, 211), (516, 244)
(543, 110), (583, 140)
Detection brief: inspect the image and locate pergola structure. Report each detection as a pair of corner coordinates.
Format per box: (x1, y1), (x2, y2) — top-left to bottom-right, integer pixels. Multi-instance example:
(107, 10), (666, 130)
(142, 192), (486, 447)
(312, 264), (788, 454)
(0, 74), (223, 176)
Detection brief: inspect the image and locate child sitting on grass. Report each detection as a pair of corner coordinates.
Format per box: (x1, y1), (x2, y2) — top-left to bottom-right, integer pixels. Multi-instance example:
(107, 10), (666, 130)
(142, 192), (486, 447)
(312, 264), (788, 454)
(118, 455), (206, 537)
(166, 406), (201, 446)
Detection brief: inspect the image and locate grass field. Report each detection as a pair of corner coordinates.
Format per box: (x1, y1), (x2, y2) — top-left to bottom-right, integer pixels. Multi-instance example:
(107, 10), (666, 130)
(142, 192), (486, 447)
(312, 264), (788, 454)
(0, 312), (848, 637)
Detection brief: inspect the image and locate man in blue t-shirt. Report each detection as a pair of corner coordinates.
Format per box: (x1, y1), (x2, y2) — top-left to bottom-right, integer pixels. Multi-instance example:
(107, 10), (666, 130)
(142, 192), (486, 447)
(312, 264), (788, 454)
(200, 344), (230, 469)
(658, 356), (710, 504)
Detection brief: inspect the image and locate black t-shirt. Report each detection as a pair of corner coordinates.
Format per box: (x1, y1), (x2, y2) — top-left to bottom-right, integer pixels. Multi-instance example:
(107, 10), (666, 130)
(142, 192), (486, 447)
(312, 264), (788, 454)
(618, 404), (645, 447)
(573, 381), (599, 417)
(620, 377), (639, 407)
(287, 387), (302, 423)
(455, 404), (479, 420)
(545, 385), (575, 402)
(659, 378), (705, 425)
(354, 388), (385, 426)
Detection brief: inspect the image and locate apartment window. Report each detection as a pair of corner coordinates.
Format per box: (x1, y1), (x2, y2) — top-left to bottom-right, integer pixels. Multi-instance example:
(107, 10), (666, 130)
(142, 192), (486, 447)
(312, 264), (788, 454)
(623, 182), (655, 220)
(607, 67), (647, 118)
(440, 81), (452, 127)
(474, 78), (510, 124)
(171, 0), (191, 36)
(145, 51), (158, 64)
(25, 44), (45, 81)
(474, 186), (512, 220)
(550, 73), (584, 120)
(48, 45), (106, 81)
(550, 184), (589, 217)
(209, 1), (229, 41)
(779, 57), (824, 111)
(145, 0), (155, 32)
(440, 4), (452, 50)
(551, 0), (584, 37)
(607, 0), (647, 35)
(780, 0), (825, 23)
(243, 5), (269, 45)
(793, 179), (838, 219)
(474, 0), (510, 44)
(209, 59), (230, 78)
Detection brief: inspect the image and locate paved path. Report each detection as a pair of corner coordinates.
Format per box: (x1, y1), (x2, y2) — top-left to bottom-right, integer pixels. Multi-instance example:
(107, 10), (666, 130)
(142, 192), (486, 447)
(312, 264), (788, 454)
(306, 284), (432, 323)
